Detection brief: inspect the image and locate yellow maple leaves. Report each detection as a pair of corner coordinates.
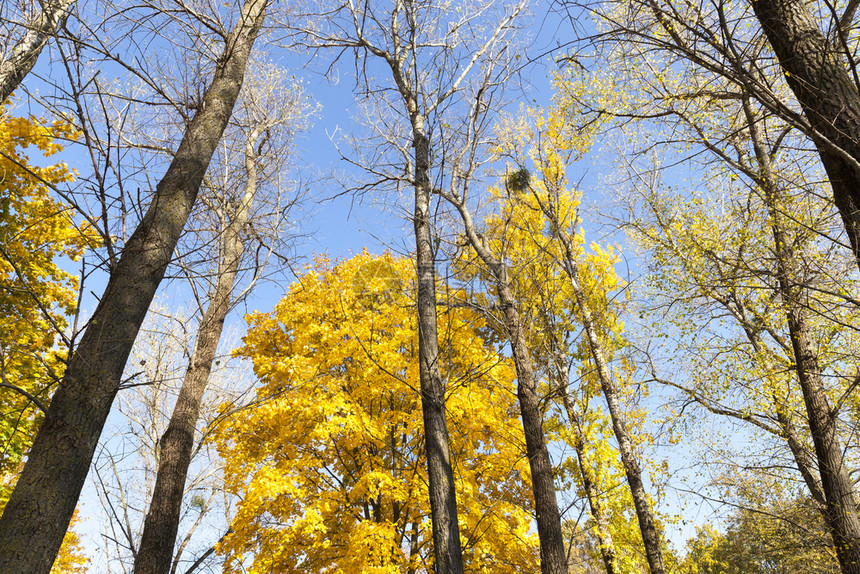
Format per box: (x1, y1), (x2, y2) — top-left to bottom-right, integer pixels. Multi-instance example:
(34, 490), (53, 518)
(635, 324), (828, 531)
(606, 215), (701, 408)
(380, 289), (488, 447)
(49, 511), (89, 574)
(216, 251), (538, 574)
(0, 102), (89, 504)
(0, 102), (91, 572)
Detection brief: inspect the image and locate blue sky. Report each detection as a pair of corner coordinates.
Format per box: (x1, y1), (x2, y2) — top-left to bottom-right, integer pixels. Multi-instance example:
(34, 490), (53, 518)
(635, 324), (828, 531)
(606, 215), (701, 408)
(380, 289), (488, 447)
(5, 0), (730, 565)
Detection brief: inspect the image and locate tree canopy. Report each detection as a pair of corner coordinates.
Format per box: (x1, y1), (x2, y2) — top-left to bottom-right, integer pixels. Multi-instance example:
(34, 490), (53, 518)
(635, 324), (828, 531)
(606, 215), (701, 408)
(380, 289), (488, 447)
(216, 252), (539, 574)
(2, 0), (860, 572)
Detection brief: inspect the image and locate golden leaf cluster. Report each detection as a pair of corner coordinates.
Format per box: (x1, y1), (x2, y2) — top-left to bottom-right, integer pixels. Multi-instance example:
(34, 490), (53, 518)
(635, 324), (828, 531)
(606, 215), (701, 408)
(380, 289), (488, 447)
(216, 251), (539, 573)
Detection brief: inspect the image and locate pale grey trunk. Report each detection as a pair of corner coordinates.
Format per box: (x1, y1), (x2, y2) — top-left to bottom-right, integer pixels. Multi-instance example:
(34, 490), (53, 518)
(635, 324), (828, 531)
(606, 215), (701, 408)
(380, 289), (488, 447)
(555, 365), (618, 574)
(556, 235), (666, 574)
(412, 119), (465, 574)
(454, 205), (568, 574)
(752, 0), (860, 270)
(745, 99), (860, 574)
(377, 30), (464, 571)
(0, 0), (75, 102)
(133, 126), (263, 574)
(0, 2), (267, 572)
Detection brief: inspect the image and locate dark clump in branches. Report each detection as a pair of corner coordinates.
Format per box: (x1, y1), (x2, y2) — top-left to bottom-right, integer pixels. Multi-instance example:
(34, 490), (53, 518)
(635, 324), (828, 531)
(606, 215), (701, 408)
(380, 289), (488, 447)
(506, 167), (531, 194)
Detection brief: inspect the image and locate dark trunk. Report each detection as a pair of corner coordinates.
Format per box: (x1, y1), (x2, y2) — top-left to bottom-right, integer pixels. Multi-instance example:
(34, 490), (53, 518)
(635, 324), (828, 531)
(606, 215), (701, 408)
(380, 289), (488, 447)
(0, 2), (267, 572)
(731, 295), (827, 507)
(781, 290), (860, 574)
(779, 405), (828, 508)
(0, 0), (75, 103)
(453, 205), (568, 574)
(133, 127), (261, 574)
(494, 279), (570, 574)
(412, 121), (465, 574)
(752, 0), (860, 269)
(745, 98), (860, 574)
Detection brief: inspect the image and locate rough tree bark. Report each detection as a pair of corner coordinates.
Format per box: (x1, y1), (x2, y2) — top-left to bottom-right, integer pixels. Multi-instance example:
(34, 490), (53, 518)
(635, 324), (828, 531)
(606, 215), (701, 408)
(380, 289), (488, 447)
(0, 0), (76, 102)
(744, 98), (860, 574)
(0, 1), (267, 572)
(775, 236), (860, 574)
(132, 124), (265, 574)
(443, 195), (569, 574)
(411, 112), (466, 574)
(751, 0), (860, 269)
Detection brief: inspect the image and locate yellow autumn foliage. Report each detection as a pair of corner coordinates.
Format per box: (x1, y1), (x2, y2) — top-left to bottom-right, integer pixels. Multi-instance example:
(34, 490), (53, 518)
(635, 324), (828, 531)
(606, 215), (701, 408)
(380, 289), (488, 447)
(459, 96), (668, 571)
(216, 251), (539, 574)
(0, 102), (88, 505)
(0, 102), (91, 573)
(49, 510), (90, 574)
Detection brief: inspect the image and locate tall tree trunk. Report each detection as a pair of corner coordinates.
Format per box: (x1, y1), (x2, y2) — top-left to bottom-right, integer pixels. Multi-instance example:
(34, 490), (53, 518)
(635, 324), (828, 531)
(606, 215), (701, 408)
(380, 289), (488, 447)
(412, 120), (465, 574)
(341, 3), (521, 568)
(498, 282), (569, 574)
(133, 126), (263, 574)
(0, 0), (76, 103)
(731, 304), (828, 507)
(745, 99), (860, 574)
(556, 368), (618, 574)
(779, 286), (860, 574)
(0, 2), (267, 572)
(555, 233), (666, 574)
(751, 0), (860, 269)
(452, 202), (569, 574)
